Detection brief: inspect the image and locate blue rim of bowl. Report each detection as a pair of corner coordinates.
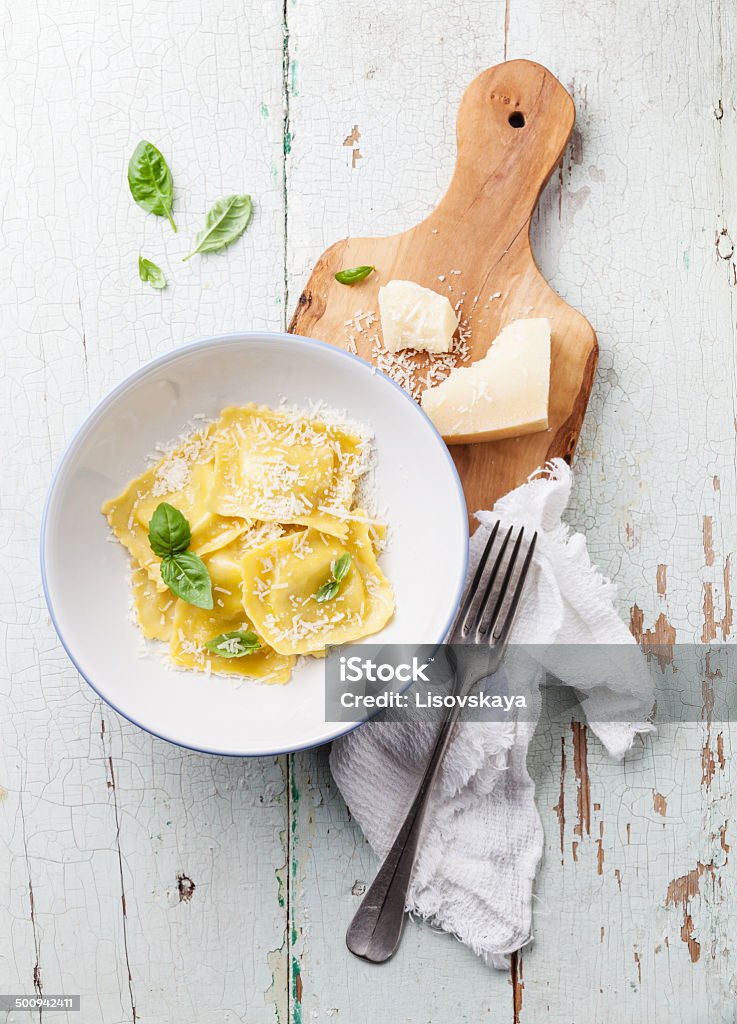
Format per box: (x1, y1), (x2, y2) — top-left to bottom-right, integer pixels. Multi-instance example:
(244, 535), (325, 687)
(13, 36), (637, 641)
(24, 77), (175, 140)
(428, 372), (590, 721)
(40, 331), (469, 758)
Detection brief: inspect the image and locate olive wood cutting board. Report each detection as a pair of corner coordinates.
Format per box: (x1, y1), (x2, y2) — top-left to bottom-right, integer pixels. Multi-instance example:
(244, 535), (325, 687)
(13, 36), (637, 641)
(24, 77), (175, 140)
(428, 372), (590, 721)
(289, 59), (597, 517)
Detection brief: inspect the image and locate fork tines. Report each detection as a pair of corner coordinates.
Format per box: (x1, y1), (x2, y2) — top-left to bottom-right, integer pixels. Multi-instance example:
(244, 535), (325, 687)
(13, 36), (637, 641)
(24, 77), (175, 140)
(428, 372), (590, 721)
(449, 521), (537, 646)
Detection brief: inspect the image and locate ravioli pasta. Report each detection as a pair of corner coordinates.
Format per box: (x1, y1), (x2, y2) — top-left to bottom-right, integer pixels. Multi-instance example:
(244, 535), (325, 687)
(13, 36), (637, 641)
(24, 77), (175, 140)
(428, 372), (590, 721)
(241, 521), (394, 656)
(102, 404), (394, 684)
(102, 424), (249, 590)
(208, 405), (365, 538)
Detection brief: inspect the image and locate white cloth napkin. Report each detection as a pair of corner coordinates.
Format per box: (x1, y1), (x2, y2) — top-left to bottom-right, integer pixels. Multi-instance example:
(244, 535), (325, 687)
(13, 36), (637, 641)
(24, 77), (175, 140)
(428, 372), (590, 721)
(330, 459), (654, 968)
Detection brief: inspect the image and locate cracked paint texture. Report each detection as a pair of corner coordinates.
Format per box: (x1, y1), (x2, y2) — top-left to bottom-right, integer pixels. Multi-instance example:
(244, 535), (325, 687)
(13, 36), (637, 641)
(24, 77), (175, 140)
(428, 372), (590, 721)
(2, 0), (737, 1022)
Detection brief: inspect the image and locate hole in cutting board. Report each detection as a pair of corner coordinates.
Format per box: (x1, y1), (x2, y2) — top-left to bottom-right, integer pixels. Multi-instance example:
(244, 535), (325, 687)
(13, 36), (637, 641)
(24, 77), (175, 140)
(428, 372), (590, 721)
(508, 111), (526, 128)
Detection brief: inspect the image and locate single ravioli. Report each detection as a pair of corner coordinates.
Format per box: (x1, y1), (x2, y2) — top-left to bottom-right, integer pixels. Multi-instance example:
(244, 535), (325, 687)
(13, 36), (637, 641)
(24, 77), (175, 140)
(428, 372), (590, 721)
(240, 517), (394, 656)
(102, 424), (249, 589)
(207, 405), (367, 540)
(170, 532), (295, 683)
(131, 564), (177, 641)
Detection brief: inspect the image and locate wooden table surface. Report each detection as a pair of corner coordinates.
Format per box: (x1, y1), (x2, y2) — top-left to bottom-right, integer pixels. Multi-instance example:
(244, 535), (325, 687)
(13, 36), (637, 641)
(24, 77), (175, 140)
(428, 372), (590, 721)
(2, 1), (735, 1021)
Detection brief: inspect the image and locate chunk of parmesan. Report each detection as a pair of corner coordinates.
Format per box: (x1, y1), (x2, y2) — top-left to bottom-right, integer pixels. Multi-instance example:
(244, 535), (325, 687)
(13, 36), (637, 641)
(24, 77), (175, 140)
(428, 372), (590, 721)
(378, 280), (458, 354)
(421, 318), (551, 444)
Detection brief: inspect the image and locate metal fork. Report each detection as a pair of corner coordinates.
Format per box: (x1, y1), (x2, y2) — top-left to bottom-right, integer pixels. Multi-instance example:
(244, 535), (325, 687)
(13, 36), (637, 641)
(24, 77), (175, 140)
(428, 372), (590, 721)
(345, 521), (537, 963)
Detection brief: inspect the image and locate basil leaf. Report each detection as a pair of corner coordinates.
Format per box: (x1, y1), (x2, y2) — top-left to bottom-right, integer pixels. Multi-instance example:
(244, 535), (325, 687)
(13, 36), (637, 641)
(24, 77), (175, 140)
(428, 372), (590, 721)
(334, 265), (375, 285)
(332, 552), (352, 582)
(138, 256), (167, 290)
(161, 552), (213, 609)
(148, 502), (191, 557)
(314, 580), (340, 603)
(205, 630), (261, 659)
(128, 141), (177, 232)
(182, 194), (253, 261)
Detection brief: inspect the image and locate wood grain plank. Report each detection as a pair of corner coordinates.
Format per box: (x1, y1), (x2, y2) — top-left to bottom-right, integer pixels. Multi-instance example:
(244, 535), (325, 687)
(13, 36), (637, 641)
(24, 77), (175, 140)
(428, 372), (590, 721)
(0, 2), (289, 1020)
(284, 1), (517, 1019)
(285, 0), (737, 1021)
(499, 0), (737, 1018)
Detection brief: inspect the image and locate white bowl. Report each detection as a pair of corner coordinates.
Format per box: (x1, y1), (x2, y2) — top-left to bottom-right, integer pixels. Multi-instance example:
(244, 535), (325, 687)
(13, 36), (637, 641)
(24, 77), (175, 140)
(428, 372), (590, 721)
(41, 333), (468, 756)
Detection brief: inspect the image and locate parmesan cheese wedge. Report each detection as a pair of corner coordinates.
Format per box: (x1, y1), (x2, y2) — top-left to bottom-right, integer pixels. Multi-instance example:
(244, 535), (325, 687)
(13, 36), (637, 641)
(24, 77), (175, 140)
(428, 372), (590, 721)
(421, 318), (551, 444)
(378, 279), (458, 353)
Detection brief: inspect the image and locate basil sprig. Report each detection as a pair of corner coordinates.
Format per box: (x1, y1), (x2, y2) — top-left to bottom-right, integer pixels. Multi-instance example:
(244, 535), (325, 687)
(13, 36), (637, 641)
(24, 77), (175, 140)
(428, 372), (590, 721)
(333, 553), (352, 581)
(138, 256), (167, 290)
(183, 194), (253, 261)
(148, 502), (212, 609)
(314, 552), (352, 603)
(314, 580), (340, 603)
(160, 552), (213, 609)
(205, 630), (261, 659)
(334, 265), (375, 285)
(128, 141), (176, 232)
(148, 502), (191, 556)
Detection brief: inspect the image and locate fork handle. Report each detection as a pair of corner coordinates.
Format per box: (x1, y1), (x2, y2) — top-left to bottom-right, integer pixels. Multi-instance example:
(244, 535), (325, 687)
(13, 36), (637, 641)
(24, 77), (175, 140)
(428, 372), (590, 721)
(345, 712), (459, 962)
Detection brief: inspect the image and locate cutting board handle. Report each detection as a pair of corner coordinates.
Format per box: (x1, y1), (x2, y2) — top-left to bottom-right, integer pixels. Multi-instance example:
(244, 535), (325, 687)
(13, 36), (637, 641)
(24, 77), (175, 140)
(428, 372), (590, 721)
(431, 60), (575, 235)
(289, 59), (596, 514)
